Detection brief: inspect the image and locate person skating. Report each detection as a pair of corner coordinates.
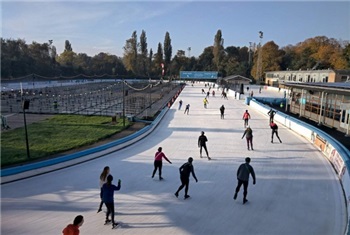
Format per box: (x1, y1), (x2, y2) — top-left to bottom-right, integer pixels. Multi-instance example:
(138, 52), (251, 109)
(270, 121), (282, 143)
(62, 215), (84, 235)
(203, 98), (209, 108)
(233, 157), (256, 204)
(242, 110), (251, 128)
(184, 104), (190, 115)
(220, 105), (225, 119)
(97, 166), (110, 213)
(101, 175), (121, 229)
(241, 126), (253, 150)
(152, 147), (172, 180)
(178, 100), (183, 110)
(175, 157), (198, 199)
(267, 109), (276, 123)
(198, 131), (211, 160)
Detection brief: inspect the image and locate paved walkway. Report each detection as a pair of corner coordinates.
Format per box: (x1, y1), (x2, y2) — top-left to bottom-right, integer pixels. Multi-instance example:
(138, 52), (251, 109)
(1, 84), (347, 235)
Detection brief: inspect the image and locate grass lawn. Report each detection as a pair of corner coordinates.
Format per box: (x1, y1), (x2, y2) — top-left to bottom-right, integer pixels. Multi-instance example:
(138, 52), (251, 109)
(1, 115), (130, 167)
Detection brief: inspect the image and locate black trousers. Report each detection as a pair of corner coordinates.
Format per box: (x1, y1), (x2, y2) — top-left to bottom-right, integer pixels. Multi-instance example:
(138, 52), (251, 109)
(152, 160), (163, 178)
(200, 144), (209, 157)
(176, 176), (190, 196)
(235, 179), (249, 199)
(105, 202), (115, 223)
(271, 130), (281, 141)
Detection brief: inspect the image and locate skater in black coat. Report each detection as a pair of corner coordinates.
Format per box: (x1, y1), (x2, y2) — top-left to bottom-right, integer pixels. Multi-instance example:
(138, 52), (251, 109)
(233, 157), (256, 204)
(175, 157), (198, 199)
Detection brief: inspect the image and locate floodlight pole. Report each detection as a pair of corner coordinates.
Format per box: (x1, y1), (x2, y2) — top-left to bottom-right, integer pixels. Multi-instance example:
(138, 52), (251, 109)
(122, 78), (125, 127)
(23, 104), (30, 159)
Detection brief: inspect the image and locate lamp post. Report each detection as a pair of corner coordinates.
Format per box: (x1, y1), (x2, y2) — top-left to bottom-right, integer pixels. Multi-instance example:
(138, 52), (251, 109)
(22, 99), (30, 159)
(122, 78), (125, 127)
(256, 31), (263, 84)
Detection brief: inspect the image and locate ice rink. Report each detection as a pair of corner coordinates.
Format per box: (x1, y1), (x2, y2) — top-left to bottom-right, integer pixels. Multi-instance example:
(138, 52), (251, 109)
(1, 84), (347, 235)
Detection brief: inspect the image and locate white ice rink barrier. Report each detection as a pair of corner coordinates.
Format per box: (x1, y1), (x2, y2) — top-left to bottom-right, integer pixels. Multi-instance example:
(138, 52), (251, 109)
(250, 99), (350, 235)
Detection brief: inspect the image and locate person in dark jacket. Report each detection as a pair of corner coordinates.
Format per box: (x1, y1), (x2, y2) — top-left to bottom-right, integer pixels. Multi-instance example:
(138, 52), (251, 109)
(233, 157), (256, 204)
(62, 215), (84, 235)
(102, 175), (121, 229)
(198, 131), (211, 160)
(270, 121), (282, 143)
(267, 109), (276, 124)
(220, 105), (225, 119)
(175, 157), (198, 199)
(242, 126), (253, 150)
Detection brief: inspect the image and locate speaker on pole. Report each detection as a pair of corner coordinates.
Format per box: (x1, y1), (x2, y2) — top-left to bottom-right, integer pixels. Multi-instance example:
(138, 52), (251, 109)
(23, 100), (30, 110)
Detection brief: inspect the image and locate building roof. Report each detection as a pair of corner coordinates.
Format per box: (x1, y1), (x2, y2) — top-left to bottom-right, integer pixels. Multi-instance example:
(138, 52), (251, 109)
(283, 82), (350, 95)
(265, 69), (350, 74)
(222, 75), (252, 82)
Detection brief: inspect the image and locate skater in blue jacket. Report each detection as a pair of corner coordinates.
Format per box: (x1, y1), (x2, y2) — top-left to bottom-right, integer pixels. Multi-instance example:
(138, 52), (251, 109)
(102, 175), (121, 229)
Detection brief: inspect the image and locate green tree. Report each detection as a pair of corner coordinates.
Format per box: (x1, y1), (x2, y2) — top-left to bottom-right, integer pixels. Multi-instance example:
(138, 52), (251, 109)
(123, 31), (138, 74)
(213, 30), (224, 72)
(152, 42), (163, 77)
(139, 30), (148, 75)
(163, 31), (172, 76)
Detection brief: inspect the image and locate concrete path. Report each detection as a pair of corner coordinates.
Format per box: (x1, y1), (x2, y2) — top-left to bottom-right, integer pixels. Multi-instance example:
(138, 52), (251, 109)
(1, 84), (347, 235)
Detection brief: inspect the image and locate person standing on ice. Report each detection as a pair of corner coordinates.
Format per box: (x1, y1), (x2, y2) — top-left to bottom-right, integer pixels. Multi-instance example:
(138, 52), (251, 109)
(152, 147), (172, 180)
(241, 126), (253, 150)
(242, 110), (251, 128)
(198, 131), (211, 160)
(175, 157), (198, 199)
(184, 104), (190, 115)
(233, 157), (256, 204)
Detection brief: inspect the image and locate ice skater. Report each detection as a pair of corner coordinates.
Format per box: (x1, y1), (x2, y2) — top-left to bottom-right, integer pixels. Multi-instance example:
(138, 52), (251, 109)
(102, 175), (121, 229)
(152, 147), (172, 180)
(241, 126), (253, 150)
(184, 104), (190, 114)
(62, 215), (84, 235)
(178, 100), (183, 110)
(198, 131), (211, 160)
(174, 157), (198, 199)
(242, 110), (251, 128)
(270, 121), (282, 143)
(97, 166), (110, 213)
(267, 109), (276, 123)
(233, 157), (256, 204)
(220, 105), (225, 119)
(203, 98), (209, 108)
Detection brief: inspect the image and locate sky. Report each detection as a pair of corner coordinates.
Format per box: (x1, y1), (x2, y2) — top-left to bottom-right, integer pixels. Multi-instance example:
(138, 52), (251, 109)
(1, 1), (350, 58)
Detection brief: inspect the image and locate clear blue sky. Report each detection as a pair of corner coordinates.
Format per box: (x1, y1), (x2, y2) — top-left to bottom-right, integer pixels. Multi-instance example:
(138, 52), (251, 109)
(1, 1), (349, 58)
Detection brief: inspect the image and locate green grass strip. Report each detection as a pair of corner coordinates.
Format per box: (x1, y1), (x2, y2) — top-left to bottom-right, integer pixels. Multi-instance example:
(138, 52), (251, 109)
(1, 115), (130, 167)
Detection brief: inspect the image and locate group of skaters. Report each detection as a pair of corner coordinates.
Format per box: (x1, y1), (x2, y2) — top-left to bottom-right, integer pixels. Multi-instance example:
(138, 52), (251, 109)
(241, 108), (282, 151)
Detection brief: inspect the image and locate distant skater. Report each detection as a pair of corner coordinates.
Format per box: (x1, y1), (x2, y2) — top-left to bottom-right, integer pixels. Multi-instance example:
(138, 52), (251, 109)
(233, 157), (256, 204)
(241, 126), (253, 150)
(203, 98), (209, 108)
(206, 91), (210, 98)
(212, 90), (215, 97)
(178, 100), (183, 110)
(184, 104), (190, 114)
(270, 121), (282, 143)
(152, 147), (172, 180)
(220, 105), (225, 119)
(198, 131), (211, 160)
(174, 157), (198, 199)
(98, 166), (110, 213)
(267, 109), (276, 123)
(62, 215), (84, 235)
(242, 110), (251, 128)
(102, 175), (121, 229)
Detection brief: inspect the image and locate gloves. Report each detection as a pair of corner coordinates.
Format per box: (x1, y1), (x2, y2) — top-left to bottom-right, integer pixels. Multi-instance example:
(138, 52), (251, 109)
(118, 179), (121, 184)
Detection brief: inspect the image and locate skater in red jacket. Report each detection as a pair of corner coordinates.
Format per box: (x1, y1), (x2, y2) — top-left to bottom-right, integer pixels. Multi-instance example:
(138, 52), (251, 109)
(242, 110), (251, 128)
